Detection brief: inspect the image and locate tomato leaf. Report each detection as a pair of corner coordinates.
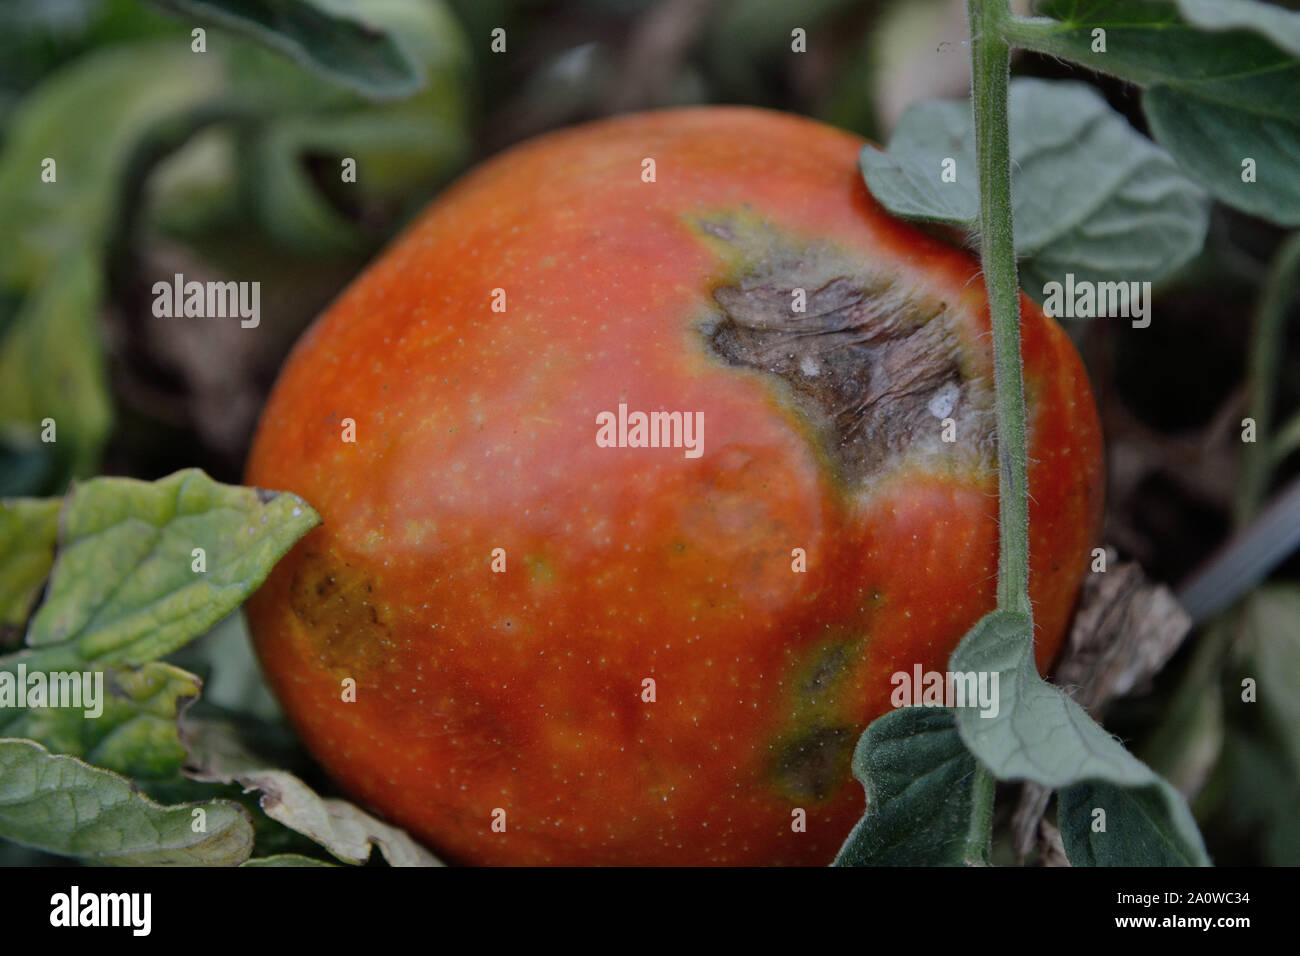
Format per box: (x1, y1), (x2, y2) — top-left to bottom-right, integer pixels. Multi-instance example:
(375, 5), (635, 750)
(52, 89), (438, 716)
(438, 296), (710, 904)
(1058, 779), (1210, 866)
(26, 468), (319, 663)
(832, 707), (984, 866)
(241, 853), (337, 866)
(210, 3), (470, 251)
(146, 0), (424, 101)
(0, 250), (112, 481)
(1239, 586), (1300, 778)
(170, 611), (283, 723)
(1022, 0), (1300, 225)
(0, 40), (222, 289)
(860, 78), (1208, 300)
(858, 98), (977, 227)
(0, 40), (222, 488)
(0, 428), (58, 499)
(0, 496), (60, 634)
(247, 103), (470, 252)
(184, 720), (443, 866)
(1027, 0), (1300, 93)
(1181, 589), (1300, 866)
(0, 655), (201, 779)
(0, 738), (254, 865)
(949, 609), (1209, 865)
(0, 470), (317, 780)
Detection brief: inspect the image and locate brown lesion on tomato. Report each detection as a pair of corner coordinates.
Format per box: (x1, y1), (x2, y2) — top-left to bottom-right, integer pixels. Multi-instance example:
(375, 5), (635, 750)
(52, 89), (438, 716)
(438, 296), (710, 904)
(289, 550), (394, 674)
(799, 638), (855, 703)
(766, 634), (867, 801)
(769, 723), (857, 802)
(691, 210), (997, 488)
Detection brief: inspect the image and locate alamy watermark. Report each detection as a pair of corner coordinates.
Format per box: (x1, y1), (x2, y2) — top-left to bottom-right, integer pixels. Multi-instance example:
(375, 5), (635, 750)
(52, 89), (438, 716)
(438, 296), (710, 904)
(0, 664), (104, 718)
(50, 886), (151, 936)
(1041, 273), (1151, 328)
(595, 403), (704, 458)
(152, 273), (260, 328)
(891, 665), (1000, 718)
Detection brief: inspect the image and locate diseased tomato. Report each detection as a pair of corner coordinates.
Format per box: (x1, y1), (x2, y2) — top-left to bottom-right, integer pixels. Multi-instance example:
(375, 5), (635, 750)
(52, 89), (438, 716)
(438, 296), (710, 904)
(244, 106), (1103, 865)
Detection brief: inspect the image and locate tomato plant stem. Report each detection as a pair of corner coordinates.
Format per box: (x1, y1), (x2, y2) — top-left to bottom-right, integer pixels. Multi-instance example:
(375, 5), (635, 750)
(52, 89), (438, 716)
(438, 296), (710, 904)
(965, 0), (1028, 862)
(969, 0), (1031, 619)
(963, 741), (996, 865)
(1237, 231), (1300, 525)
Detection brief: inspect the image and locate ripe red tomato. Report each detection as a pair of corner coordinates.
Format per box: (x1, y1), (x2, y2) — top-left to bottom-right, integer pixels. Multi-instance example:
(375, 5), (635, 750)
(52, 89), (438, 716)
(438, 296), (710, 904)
(245, 107), (1103, 865)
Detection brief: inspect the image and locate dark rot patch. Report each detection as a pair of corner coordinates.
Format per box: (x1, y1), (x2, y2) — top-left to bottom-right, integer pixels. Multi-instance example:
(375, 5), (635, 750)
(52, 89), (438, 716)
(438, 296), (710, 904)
(796, 636), (861, 706)
(766, 635), (866, 801)
(700, 216), (996, 485)
(769, 724), (856, 802)
(289, 550), (391, 672)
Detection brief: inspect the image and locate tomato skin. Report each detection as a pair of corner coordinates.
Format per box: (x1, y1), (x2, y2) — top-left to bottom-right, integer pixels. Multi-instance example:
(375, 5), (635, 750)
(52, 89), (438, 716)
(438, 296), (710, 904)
(245, 106), (1103, 865)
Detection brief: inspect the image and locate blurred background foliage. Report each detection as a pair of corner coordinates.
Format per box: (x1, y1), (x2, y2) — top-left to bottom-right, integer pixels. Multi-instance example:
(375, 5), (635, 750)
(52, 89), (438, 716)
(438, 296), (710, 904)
(0, 0), (1298, 866)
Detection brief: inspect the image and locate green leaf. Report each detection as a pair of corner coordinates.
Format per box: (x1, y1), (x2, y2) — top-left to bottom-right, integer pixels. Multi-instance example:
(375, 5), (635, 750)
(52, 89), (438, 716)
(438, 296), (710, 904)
(860, 78), (1208, 296)
(1139, 612), (1231, 798)
(0, 40), (229, 492)
(949, 609), (1209, 865)
(1027, 1), (1300, 94)
(171, 611), (283, 723)
(1058, 780), (1210, 866)
(0, 656), (201, 779)
(0, 426), (58, 498)
(1145, 85), (1300, 227)
(1022, 0), (1300, 225)
(148, 0), (424, 101)
(1240, 586), (1300, 777)
(0, 496), (59, 634)
(26, 468), (319, 664)
(0, 470), (316, 779)
(247, 103), (469, 252)
(0, 250), (112, 480)
(0, 39), (222, 288)
(184, 720), (442, 866)
(859, 99), (976, 227)
(1175, 0), (1300, 55)
(832, 707), (982, 867)
(0, 738), (253, 865)
(1215, 726), (1300, 866)
(1005, 80), (1208, 297)
(241, 853), (336, 866)
(247, 114), (367, 251)
(222, 2), (470, 251)
(0, 40), (221, 490)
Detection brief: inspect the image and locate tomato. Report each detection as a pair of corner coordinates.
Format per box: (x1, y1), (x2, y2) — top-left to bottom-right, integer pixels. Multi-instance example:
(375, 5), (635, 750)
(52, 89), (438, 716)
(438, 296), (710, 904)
(244, 106), (1103, 865)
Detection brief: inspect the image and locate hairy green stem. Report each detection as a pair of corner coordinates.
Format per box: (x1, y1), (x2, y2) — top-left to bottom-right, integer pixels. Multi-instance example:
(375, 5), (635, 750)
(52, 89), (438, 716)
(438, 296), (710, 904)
(970, 0), (1031, 618)
(963, 755), (996, 866)
(963, 0), (1027, 862)
(1236, 232), (1300, 525)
